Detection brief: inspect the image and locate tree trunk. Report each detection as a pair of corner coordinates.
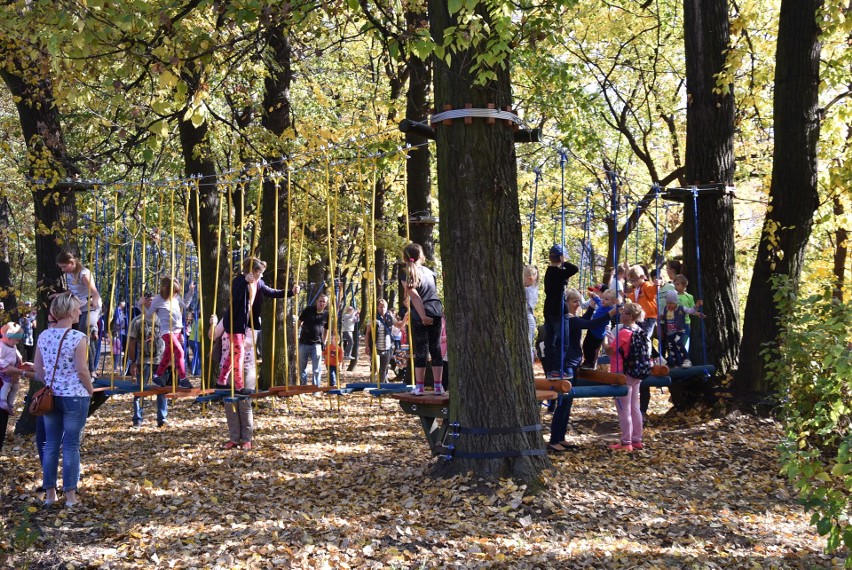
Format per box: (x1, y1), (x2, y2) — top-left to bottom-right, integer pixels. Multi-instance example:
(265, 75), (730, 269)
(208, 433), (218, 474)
(0, 197), (18, 320)
(735, 0), (823, 401)
(833, 194), (847, 302)
(427, 0), (549, 482)
(179, 66), (225, 386)
(1, 49), (79, 435)
(258, 24), (298, 389)
(674, 0), (739, 411)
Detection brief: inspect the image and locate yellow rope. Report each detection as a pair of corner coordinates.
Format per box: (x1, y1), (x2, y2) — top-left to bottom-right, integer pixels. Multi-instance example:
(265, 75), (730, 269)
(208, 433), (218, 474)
(283, 167), (293, 389)
(206, 185), (225, 391)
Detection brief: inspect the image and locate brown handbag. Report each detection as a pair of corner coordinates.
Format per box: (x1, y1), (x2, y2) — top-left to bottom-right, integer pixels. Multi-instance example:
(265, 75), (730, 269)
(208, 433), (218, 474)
(29, 329), (71, 416)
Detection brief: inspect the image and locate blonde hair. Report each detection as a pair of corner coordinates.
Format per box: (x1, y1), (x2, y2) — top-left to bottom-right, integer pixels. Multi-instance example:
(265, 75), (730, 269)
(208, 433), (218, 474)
(403, 242), (424, 289)
(565, 288), (582, 303)
(673, 274), (689, 286)
(621, 301), (645, 323)
(50, 291), (82, 321)
(627, 265), (646, 281)
(523, 265), (539, 284)
(601, 289), (620, 303)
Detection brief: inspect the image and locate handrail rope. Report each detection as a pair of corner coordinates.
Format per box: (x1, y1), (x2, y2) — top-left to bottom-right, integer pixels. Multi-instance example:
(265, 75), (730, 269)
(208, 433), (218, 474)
(227, 183), (236, 398)
(558, 149), (567, 377)
(168, 181), (178, 392)
(269, 169), (282, 391)
(180, 197), (190, 380)
(293, 186), (310, 389)
(283, 166), (293, 389)
(206, 187), (225, 392)
(244, 172), (262, 395)
(609, 170), (621, 330)
(654, 185), (666, 361)
(692, 187), (709, 366)
(528, 168), (541, 265)
(140, 200), (150, 390)
(324, 157), (338, 388)
(106, 191), (120, 386)
(192, 178), (206, 391)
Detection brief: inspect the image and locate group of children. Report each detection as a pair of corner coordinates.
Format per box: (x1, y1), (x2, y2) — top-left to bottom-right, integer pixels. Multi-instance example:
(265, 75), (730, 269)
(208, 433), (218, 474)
(525, 246), (705, 452)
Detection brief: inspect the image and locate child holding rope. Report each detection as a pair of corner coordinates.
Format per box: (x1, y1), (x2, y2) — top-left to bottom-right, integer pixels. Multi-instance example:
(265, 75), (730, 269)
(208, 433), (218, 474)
(56, 252), (102, 373)
(523, 265), (540, 364)
(401, 242), (444, 396)
(660, 290), (704, 368)
(603, 302), (648, 452)
(143, 277), (194, 389)
(581, 288), (621, 369)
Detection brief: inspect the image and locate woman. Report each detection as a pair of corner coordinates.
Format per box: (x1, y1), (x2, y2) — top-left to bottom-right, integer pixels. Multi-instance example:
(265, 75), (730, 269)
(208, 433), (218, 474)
(35, 291), (94, 507)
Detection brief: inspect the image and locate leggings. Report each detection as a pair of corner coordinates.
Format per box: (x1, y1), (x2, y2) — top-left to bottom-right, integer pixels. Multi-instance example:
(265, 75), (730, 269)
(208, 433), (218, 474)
(156, 332), (187, 380)
(411, 317), (443, 368)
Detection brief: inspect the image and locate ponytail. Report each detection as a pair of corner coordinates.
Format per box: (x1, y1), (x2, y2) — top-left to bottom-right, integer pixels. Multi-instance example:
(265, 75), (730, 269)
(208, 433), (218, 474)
(403, 242), (423, 290)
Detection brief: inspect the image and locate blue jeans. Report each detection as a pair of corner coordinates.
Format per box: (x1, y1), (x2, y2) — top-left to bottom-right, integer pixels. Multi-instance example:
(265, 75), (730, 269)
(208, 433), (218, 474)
(298, 343), (322, 386)
(544, 315), (569, 374)
(132, 364), (168, 425)
(549, 393), (575, 444)
(43, 396), (90, 492)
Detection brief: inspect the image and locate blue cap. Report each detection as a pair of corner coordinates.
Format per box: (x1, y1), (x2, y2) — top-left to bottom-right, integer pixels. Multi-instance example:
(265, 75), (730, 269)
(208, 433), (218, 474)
(549, 244), (566, 257)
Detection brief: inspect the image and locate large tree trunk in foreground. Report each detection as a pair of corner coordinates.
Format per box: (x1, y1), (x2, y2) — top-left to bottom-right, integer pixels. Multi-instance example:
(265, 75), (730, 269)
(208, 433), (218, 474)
(735, 0), (822, 403)
(672, 0), (739, 410)
(2, 48), (79, 435)
(428, 0), (549, 482)
(258, 24), (298, 389)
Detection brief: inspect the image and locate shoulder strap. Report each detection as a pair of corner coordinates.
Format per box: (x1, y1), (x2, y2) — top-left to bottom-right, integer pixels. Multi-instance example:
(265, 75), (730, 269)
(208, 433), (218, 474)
(47, 328), (72, 387)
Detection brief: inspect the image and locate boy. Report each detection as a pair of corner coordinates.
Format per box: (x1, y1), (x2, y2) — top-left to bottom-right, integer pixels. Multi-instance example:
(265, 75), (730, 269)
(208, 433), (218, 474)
(543, 244), (578, 378)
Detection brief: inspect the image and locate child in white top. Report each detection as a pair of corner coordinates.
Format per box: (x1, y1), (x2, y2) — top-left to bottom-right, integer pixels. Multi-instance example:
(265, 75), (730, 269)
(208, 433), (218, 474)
(523, 265), (540, 363)
(142, 277), (195, 389)
(0, 323), (27, 413)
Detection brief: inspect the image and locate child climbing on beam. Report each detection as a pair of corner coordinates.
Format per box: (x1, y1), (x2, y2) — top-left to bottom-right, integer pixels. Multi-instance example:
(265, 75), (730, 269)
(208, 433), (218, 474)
(543, 245), (578, 379)
(142, 277), (195, 390)
(659, 290), (704, 368)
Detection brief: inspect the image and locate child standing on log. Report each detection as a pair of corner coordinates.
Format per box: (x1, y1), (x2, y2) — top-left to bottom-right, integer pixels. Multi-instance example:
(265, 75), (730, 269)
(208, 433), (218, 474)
(401, 243), (444, 396)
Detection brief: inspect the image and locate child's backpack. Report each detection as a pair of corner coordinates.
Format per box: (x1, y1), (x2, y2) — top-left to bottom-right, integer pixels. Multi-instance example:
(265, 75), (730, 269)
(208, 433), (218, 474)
(619, 327), (652, 379)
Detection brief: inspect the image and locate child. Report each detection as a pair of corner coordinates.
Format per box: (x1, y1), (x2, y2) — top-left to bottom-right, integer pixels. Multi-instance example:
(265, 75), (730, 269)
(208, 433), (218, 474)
(143, 277), (194, 389)
(56, 251), (102, 373)
(340, 306), (357, 360)
(323, 334), (345, 387)
(543, 245), (578, 378)
(673, 274), (696, 350)
(608, 263), (628, 298)
(523, 265), (540, 364)
(603, 302), (649, 452)
(401, 242), (444, 396)
(581, 288), (620, 368)
(660, 290), (704, 368)
(0, 323), (26, 413)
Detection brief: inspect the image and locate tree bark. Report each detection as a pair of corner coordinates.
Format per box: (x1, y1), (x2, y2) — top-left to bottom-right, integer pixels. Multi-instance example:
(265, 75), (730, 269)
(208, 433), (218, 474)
(1, 47), (79, 435)
(179, 65), (225, 386)
(734, 0), (823, 401)
(832, 195), (847, 302)
(676, 0), (740, 410)
(258, 24), (298, 389)
(427, 0), (549, 482)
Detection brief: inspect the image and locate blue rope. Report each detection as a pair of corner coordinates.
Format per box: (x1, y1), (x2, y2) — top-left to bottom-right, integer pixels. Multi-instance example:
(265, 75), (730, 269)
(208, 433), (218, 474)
(528, 168), (541, 265)
(653, 185), (666, 360)
(692, 187), (709, 365)
(558, 150), (568, 376)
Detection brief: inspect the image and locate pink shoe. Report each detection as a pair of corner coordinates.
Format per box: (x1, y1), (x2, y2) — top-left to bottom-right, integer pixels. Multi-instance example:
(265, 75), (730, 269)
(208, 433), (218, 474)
(240, 442), (253, 450)
(609, 443), (633, 452)
(223, 441), (239, 450)
(631, 442), (644, 450)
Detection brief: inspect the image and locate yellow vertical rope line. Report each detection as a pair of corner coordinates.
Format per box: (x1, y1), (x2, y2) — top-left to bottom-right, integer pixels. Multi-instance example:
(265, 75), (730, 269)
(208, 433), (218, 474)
(369, 157), (380, 386)
(293, 187), (309, 389)
(356, 153), (378, 385)
(401, 151), (415, 383)
(283, 166), (293, 389)
(324, 155), (336, 388)
(181, 185), (191, 381)
(86, 194), (96, 379)
(227, 182), (236, 398)
(168, 182), (178, 392)
(126, 197), (137, 384)
(332, 169), (342, 387)
(270, 169), (282, 390)
(140, 196), (149, 390)
(192, 178), (206, 390)
(106, 189), (121, 385)
(206, 185), (225, 391)
(246, 168), (263, 394)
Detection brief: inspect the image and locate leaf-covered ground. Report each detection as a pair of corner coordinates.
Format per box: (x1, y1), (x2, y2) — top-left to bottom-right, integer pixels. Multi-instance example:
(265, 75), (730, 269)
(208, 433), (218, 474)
(1, 363), (846, 569)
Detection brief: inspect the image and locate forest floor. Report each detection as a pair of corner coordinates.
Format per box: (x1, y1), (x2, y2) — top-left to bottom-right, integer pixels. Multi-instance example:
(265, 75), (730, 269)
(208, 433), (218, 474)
(0, 360), (847, 569)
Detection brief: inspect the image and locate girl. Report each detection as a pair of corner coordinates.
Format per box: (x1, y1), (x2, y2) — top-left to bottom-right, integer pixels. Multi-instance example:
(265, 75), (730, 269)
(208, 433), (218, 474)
(56, 252), (102, 373)
(603, 302), (647, 452)
(143, 277), (194, 389)
(0, 323), (26, 413)
(400, 242), (444, 396)
(626, 264), (660, 414)
(340, 306), (357, 360)
(581, 288), (619, 368)
(548, 289), (617, 453)
(523, 265), (539, 364)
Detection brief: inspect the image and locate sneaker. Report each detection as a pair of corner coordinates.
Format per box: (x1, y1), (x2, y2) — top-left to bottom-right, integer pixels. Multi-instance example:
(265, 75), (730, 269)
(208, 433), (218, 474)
(681, 359), (692, 368)
(157, 421), (166, 428)
(177, 378), (193, 390)
(411, 385), (424, 396)
(236, 388), (254, 396)
(223, 441), (239, 450)
(152, 376), (166, 387)
(631, 442), (644, 450)
(609, 443), (634, 452)
(0, 401), (11, 413)
(130, 422), (142, 429)
(240, 442), (253, 450)
(546, 370), (564, 380)
(433, 385), (446, 396)
(215, 382), (228, 389)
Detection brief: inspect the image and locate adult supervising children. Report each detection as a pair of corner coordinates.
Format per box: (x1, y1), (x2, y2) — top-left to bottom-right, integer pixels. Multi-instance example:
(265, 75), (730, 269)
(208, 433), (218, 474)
(298, 294), (329, 387)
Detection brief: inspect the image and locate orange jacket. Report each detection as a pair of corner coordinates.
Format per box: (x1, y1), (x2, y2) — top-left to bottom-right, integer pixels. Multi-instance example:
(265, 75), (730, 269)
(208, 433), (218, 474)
(631, 280), (658, 318)
(322, 344), (345, 367)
